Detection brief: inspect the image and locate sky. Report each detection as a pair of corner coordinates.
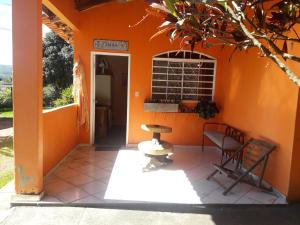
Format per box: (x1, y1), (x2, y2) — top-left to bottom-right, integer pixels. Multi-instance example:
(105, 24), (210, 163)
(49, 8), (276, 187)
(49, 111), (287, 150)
(0, 0), (51, 66)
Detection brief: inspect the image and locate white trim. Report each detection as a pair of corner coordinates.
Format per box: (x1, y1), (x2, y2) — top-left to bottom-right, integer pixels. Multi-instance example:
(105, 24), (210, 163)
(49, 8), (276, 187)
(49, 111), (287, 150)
(212, 60), (217, 101)
(154, 58), (215, 63)
(90, 51), (131, 145)
(153, 50), (216, 60)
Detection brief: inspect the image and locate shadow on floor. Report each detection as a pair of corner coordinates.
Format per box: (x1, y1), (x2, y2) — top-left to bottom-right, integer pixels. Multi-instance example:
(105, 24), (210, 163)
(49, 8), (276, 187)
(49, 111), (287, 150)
(94, 125), (126, 150)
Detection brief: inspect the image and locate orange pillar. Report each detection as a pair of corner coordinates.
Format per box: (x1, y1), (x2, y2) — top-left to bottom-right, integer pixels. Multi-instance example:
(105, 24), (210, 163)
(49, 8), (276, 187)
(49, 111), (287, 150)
(12, 0), (43, 194)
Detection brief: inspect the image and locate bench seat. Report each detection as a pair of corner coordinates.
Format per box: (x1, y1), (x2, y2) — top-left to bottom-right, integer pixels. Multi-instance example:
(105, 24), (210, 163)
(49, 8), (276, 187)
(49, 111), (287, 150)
(204, 130), (242, 150)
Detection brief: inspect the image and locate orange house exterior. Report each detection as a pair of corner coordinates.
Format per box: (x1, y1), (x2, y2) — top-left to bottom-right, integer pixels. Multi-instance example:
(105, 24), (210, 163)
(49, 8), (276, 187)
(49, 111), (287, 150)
(12, 0), (300, 202)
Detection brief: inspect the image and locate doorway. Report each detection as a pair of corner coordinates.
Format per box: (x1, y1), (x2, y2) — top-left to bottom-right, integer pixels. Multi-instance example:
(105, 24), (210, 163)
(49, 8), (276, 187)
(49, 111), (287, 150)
(90, 52), (130, 148)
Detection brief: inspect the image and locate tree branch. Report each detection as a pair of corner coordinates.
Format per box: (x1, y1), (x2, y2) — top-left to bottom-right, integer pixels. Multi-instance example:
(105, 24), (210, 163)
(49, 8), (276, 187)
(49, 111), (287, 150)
(228, 1), (300, 86)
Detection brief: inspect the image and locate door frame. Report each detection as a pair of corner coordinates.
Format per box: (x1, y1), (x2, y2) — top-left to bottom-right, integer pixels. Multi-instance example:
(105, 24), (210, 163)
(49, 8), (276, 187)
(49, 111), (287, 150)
(90, 51), (131, 145)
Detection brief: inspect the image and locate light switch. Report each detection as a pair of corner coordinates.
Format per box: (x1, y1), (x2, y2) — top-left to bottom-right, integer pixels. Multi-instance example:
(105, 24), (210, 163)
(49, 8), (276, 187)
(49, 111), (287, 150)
(135, 91), (140, 97)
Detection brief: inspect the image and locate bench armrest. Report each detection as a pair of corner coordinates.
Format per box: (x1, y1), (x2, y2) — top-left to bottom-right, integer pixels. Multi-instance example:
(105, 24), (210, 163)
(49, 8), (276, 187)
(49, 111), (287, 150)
(224, 125), (245, 144)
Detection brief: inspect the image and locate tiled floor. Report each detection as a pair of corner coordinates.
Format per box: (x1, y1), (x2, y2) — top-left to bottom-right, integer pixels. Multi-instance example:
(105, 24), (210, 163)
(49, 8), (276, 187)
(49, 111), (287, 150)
(42, 145), (287, 204)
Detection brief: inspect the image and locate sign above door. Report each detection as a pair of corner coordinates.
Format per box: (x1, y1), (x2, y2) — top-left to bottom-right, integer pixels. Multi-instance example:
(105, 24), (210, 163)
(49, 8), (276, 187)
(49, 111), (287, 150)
(93, 39), (129, 51)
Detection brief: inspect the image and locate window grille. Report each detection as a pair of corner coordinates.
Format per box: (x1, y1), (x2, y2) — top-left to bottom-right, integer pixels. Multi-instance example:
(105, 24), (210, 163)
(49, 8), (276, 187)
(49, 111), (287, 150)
(152, 51), (216, 101)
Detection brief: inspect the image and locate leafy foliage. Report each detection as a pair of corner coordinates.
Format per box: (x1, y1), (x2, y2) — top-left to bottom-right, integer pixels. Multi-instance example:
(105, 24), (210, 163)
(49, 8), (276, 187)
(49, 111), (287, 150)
(195, 97), (219, 119)
(145, 0), (300, 85)
(43, 84), (59, 107)
(0, 88), (12, 108)
(43, 32), (74, 93)
(53, 85), (74, 108)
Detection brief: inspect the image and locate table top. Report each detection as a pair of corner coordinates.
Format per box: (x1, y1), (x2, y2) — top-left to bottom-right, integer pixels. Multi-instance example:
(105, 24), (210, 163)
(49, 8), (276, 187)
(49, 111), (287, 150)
(141, 124), (172, 133)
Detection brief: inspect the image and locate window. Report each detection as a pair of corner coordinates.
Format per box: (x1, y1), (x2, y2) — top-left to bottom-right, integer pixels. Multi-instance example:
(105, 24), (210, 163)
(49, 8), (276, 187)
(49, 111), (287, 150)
(151, 51), (216, 101)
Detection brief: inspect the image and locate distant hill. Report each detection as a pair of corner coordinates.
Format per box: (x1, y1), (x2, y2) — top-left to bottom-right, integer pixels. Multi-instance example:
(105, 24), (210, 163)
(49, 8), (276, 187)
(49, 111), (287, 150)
(0, 65), (12, 81)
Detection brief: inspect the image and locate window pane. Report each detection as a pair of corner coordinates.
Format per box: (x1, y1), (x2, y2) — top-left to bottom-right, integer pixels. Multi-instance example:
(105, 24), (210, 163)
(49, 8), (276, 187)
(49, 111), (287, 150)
(153, 74), (167, 80)
(201, 62), (214, 68)
(168, 75), (182, 81)
(153, 60), (168, 67)
(152, 81), (167, 87)
(167, 94), (181, 100)
(153, 67), (168, 73)
(168, 68), (182, 74)
(182, 95), (198, 100)
(169, 62), (183, 67)
(198, 82), (213, 88)
(200, 69), (214, 75)
(169, 51), (184, 59)
(198, 76), (214, 82)
(168, 81), (182, 87)
(153, 87), (166, 93)
(184, 82), (198, 88)
(184, 75), (198, 81)
(167, 88), (181, 94)
(184, 62), (200, 68)
(152, 51), (216, 101)
(183, 88), (198, 94)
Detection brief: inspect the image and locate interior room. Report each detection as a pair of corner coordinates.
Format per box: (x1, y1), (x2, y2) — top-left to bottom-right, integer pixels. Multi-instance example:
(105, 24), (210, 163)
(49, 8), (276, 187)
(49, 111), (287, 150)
(93, 55), (128, 149)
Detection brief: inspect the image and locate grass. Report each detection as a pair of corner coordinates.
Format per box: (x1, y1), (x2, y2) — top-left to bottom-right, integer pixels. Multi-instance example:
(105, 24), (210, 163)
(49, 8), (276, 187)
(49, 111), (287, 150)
(0, 170), (14, 189)
(0, 108), (13, 118)
(0, 137), (14, 189)
(0, 138), (13, 157)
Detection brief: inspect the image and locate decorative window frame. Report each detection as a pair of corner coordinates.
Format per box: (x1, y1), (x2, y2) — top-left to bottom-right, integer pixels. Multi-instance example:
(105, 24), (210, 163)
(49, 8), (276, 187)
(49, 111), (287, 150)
(151, 50), (217, 102)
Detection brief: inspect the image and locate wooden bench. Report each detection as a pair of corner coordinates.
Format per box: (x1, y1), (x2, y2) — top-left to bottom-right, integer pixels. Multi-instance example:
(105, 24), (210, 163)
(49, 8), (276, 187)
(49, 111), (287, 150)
(202, 123), (245, 163)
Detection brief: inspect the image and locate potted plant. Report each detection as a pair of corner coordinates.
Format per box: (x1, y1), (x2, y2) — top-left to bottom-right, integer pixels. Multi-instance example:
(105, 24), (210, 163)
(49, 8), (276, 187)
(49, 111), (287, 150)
(195, 97), (219, 119)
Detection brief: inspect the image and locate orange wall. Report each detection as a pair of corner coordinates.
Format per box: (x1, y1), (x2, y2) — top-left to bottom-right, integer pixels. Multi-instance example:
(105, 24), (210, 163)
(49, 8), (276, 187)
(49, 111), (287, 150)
(219, 48), (299, 196)
(43, 104), (79, 175)
(67, 1), (300, 198)
(74, 1), (223, 145)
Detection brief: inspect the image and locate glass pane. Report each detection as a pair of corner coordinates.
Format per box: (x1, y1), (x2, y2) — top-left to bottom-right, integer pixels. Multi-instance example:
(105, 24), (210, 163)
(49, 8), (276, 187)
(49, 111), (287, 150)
(152, 81), (167, 87)
(168, 68), (182, 74)
(201, 62), (214, 68)
(200, 69), (214, 75)
(198, 76), (214, 82)
(168, 81), (182, 87)
(169, 51), (184, 59)
(182, 95), (198, 100)
(168, 75), (182, 81)
(169, 62), (183, 67)
(198, 89), (213, 95)
(167, 88), (181, 94)
(153, 67), (168, 73)
(184, 75), (198, 81)
(153, 87), (166, 93)
(153, 60), (168, 67)
(183, 88), (198, 94)
(152, 94), (166, 99)
(167, 94), (181, 100)
(184, 62), (201, 68)
(198, 82), (213, 88)
(184, 82), (198, 88)
(153, 74), (167, 80)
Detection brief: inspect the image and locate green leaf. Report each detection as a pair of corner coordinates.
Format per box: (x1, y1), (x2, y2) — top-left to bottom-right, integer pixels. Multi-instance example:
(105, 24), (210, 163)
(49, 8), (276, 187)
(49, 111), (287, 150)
(164, 0), (178, 18)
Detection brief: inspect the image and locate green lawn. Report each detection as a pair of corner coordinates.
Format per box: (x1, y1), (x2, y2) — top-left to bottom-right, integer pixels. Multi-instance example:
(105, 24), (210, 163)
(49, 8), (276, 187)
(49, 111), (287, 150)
(0, 137), (14, 189)
(0, 108), (13, 118)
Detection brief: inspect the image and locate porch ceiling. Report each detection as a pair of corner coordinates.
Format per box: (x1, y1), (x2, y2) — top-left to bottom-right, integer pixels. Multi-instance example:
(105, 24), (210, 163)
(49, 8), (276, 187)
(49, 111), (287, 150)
(42, 5), (74, 45)
(75, 0), (131, 11)
(75, 0), (113, 11)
